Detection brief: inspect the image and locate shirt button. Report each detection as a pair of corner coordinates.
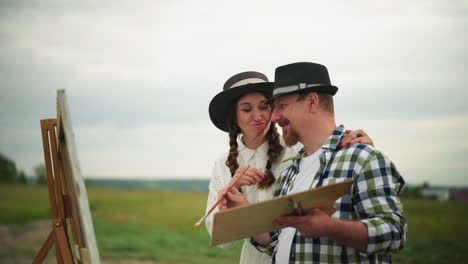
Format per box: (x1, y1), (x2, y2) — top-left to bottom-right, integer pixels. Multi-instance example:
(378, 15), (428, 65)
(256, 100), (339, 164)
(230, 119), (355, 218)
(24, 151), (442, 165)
(291, 252), (295, 259)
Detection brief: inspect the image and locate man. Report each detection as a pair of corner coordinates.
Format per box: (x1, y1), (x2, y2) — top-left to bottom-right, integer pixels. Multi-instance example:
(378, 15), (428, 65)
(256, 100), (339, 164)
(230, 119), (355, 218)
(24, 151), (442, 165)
(223, 62), (407, 263)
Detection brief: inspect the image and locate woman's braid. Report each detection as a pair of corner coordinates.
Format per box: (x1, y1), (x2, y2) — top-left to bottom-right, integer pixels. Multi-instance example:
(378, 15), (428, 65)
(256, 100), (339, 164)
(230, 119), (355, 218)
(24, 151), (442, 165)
(257, 124), (283, 189)
(225, 124), (240, 177)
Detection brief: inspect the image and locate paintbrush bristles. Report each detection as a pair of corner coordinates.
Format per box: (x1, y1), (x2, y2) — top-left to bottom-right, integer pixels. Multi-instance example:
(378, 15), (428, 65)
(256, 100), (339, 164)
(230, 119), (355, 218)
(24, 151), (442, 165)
(194, 216), (206, 227)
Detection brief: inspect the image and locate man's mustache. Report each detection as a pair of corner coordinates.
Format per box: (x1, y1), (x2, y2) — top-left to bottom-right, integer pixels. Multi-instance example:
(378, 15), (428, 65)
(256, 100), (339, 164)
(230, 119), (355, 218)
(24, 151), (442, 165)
(277, 119), (290, 127)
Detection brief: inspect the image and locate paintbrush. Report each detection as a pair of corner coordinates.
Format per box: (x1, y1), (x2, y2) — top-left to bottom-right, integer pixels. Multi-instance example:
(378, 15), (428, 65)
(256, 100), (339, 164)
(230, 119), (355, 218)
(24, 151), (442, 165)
(194, 165), (250, 227)
(195, 111), (273, 227)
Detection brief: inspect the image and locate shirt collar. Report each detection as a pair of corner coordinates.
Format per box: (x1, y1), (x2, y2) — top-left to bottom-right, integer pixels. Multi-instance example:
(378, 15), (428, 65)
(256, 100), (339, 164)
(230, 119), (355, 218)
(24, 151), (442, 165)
(291, 124), (346, 170)
(238, 136), (269, 159)
(321, 124), (346, 150)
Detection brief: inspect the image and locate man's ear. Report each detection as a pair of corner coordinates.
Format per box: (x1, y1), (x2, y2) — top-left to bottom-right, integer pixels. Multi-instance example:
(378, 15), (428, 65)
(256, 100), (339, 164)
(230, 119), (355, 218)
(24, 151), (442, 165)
(307, 92), (320, 113)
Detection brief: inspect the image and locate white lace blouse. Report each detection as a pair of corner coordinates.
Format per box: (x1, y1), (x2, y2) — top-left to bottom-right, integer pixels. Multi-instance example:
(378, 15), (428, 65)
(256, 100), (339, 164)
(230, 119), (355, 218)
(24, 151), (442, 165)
(205, 137), (301, 264)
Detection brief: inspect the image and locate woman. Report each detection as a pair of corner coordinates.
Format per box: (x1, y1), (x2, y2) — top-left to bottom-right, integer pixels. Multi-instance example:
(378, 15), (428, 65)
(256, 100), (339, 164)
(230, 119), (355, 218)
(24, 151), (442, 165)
(205, 71), (372, 263)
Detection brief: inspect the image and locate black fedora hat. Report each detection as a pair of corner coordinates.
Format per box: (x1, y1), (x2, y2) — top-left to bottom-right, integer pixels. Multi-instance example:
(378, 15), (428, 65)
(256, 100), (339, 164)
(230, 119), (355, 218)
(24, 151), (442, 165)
(209, 71), (273, 132)
(266, 62), (338, 104)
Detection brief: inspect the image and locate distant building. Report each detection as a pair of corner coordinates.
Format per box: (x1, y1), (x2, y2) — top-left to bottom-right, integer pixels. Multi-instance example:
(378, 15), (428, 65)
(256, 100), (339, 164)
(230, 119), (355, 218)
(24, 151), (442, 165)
(421, 188), (450, 201)
(421, 187), (468, 202)
(450, 189), (468, 202)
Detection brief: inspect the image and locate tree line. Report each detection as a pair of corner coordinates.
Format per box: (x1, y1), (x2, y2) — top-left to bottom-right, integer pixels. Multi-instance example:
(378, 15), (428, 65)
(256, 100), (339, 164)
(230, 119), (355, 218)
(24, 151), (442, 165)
(0, 152), (47, 184)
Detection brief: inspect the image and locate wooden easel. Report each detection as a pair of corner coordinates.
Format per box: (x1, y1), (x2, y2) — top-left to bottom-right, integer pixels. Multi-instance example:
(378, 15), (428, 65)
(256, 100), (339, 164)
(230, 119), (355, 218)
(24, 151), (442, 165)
(33, 119), (82, 264)
(33, 90), (100, 264)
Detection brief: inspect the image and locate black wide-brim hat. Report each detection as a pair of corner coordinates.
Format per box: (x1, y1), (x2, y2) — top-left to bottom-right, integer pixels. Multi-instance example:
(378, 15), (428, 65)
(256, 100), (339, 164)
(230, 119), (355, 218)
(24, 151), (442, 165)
(209, 71), (273, 132)
(266, 62), (338, 104)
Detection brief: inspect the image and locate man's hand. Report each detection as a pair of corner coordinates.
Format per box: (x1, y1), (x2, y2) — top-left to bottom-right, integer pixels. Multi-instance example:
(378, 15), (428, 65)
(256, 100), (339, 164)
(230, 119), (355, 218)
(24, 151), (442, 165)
(272, 208), (333, 238)
(218, 185), (249, 211)
(273, 207), (368, 250)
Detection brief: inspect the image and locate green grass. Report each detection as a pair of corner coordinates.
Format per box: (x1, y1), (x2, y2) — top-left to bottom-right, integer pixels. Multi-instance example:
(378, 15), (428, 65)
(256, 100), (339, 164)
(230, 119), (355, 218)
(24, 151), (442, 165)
(89, 187), (242, 264)
(0, 184), (51, 224)
(1, 183), (467, 263)
(392, 198), (467, 264)
(0, 183), (242, 264)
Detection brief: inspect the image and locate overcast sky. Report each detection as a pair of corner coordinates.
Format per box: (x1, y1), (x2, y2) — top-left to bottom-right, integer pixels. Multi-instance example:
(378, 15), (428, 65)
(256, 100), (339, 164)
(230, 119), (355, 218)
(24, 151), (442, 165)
(1, 0), (467, 186)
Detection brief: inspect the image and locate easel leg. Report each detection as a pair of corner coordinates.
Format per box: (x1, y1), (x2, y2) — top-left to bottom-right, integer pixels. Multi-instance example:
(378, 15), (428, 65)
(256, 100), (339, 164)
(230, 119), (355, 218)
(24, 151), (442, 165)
(36, 119), (75, 264)
(54, 218), (74, 263)
(57, 248), (63, 264)
(32, 230), (55, 264)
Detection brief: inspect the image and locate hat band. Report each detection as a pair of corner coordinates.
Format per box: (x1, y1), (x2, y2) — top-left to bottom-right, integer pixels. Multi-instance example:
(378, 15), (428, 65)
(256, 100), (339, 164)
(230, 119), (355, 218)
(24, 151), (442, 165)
(230, 78), (266, 89)
(272, 83), (327, 96)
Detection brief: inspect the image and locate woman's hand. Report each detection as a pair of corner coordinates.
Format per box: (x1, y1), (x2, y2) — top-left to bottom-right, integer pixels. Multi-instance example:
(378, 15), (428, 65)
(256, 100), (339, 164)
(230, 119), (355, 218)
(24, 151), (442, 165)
(217, 185), (249, 211)
(339, 129), (374, 149)
(231, 166), (267, 189)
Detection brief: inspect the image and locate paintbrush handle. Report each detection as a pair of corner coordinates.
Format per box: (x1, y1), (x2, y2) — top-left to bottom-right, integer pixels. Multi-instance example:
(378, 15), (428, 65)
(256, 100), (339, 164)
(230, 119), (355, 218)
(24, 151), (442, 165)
(194, 165), (250, 227)
(205, 165), (250, 215)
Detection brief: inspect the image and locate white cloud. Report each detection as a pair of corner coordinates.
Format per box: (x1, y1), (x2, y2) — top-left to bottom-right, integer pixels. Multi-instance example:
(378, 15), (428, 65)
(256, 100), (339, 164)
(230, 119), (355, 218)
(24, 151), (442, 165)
(1, 0), (467, 186)
(75, 122), (227, 178)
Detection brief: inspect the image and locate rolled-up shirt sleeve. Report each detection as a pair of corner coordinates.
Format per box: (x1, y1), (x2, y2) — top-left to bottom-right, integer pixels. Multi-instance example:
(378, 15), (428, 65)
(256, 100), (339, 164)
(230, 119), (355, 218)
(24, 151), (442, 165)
(353, 150), (407, 255)
(250, 231), (278, 256)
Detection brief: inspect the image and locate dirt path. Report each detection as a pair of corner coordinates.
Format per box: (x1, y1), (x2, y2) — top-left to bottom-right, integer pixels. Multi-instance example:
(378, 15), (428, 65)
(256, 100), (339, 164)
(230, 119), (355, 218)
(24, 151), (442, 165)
(0, 220), (168, 264)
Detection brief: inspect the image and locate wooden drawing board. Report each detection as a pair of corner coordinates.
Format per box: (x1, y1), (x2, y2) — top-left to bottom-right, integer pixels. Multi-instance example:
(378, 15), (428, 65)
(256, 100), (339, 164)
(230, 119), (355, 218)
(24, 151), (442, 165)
(211, 179), (353, 246)
(57, 89), (101, 264)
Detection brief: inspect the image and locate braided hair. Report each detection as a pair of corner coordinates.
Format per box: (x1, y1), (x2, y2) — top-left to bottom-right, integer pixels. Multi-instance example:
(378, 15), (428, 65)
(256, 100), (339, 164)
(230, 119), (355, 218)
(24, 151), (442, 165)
(225, 121), (240, 178)
(258, 123), (283, 189)
(224, 96), (283, 189)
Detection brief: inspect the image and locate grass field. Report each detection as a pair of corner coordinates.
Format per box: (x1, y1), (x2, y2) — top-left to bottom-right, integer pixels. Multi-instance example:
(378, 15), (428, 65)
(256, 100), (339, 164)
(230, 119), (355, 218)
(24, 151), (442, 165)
(0, 183), (467, 263)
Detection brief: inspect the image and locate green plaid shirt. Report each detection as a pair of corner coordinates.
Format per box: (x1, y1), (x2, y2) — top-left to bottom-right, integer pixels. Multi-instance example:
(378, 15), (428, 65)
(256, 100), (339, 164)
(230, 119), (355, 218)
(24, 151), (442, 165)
(251, 125), (407, 264)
